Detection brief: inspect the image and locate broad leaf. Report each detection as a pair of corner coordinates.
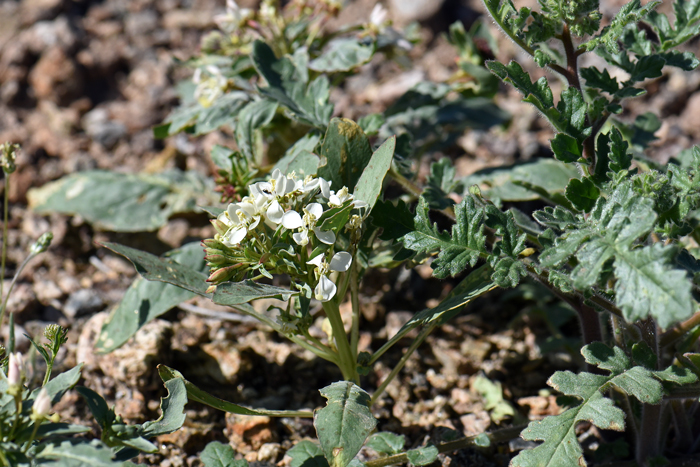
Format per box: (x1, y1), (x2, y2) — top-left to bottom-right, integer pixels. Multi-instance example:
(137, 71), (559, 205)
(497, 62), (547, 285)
(97, 242), (207, 353)
(28, 170), (214, 232)
(405, 446), (438, 466)
(35, 440), (124, 467)
(273, 132), (322, 177)
(158, 365), (313, 417)
(235, 99), (279, 160)
(200, 441), (247, 467)
(314, 382), (377, 467)
(309, 38), (375, 72)
(288, 441), (329, 467)
(317, 118), (373, 192)
(366, 433), (405, 456)
(353, 136), (396, 211)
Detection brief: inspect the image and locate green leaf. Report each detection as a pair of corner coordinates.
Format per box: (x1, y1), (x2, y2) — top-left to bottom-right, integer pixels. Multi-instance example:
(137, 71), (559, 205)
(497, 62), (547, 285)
(28, 170), (214, 232)
(251, 41), (333, 128)
(195, 92), (250, 135)
(365, 433), (405, 456)
(628, 55), (665, 83)
(288, 441), (329, 467)
(42, 364), (83, 404)
(581, 67), (620, 94)
(424, 158), (461, 210)
(100, 242), (211, 297)
(405, 445), (438, 466)
(353, 137), (396, 211)
(97, 242), (206, 353)
(566, 177), (600, 212)
(273, 132), (322, 177)
(550, 133), (582, 163)
(317, 118), (373, 192)
(74, 386), (111, 428)
(486, 61), (554, 112)
(200, 441), (247, 467)
(357, 114), (385, 136)
(401, 197), (487, 278)
(212, 281), (296, 306)
(158, 365), (313, 417)
(372, 199), (415, 241)
(35, 440), (125, 466)
(235, 99), (279, 160)
(140, 378), (187, 438)
(309, 38), (375, 72)
(472, 375), (515, 423)
(511, 343), (665, 467)
(648, 0), (700, 50)
(583, 0), (661, 52)
(314, 382), (377, 467)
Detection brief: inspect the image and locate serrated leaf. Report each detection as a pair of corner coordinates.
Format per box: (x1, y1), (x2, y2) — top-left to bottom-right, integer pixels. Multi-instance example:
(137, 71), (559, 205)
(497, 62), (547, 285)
(314, 382), (377, 467)
(486, 61), (554, 111)
(648, 0), (700, 49)
(566, 178), (600, 212)
(97, 242), (206, 353)
(401, 197), (487, 278)
(406, 445), (438, 466)
(309, 38), (375, 72)
(366, 433), (406, 455)
(512, 343), (665, 467)
(424, 158), (460, 209)
(28, 170), (214, 232)
(235, 99), (279, 160)
(317, 118), (373, 192)
(628, 54), (665, 83)
(353, 136), (396, 211)
(372, 199), (415, 241)
(158, 365), (313, 417)
(288, 441), (329, 467)
(583, 0), (661, 52)
(550, 133), (582, 163)
(251, 41), (333, 128)
(581, 67), (620, 94)
(200, 441), (247, 467)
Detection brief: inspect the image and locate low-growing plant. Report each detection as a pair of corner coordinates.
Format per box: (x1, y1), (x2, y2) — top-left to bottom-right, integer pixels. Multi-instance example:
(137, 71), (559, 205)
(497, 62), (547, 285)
(1, 144), (187, 466)
(18, 0), (700, 466)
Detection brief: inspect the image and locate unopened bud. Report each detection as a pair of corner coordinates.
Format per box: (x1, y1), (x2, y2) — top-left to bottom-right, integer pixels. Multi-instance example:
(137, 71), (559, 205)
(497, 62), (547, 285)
(32, 388), (52, 418)
(1, 142), (19, 174)
(7, 352), (23, 387)
(30, 232), (53, 255)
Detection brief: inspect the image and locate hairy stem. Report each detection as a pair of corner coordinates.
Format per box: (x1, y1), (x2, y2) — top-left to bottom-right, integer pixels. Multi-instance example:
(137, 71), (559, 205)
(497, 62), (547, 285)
(660, 308), (700, 348)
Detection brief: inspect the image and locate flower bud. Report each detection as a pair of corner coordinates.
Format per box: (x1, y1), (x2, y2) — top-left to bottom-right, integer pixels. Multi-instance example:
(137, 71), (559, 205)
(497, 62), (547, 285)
(1, 142), (19, 174)
(32, 388), (52, 418)
(30, 232), (53, 255)
(7, 352), (23, 387)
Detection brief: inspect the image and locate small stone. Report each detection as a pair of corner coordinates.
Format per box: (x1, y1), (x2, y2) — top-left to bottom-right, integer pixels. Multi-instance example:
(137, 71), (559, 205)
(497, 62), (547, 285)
(28, 46), (83, 104)
(63, 288), (104, 319)
(199, 341), (241, 384)
(257, 443), (281, 462)
(2, 282), (38, 316)
(33, 279), (62, 303)
(226, 414), (277, 452)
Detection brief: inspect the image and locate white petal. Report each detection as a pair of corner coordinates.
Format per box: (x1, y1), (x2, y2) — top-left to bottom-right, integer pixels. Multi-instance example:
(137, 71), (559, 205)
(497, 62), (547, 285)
(330, 252), (352, 272)
(353, 199), (368, 209)
(329, 194), (341, 206)
(303, 178), (320, 192)
(248, 215), (261, 230)
(224, 226), (247, 246)
(314, 227), (336, 245)
(273, 170), (286, 196)
(292, 231), (309, 246)
(217, 211), (233, 227)
(284, 177), (297, 194)
(282, 211), (303, 229)
(315, 275), (337, 302)
(307, 254), (324, 267)
(227, 203), (242, 224)
(266, 200), (284, 224)
(307, 203), (323, 218)
(319, 178), (331, 198)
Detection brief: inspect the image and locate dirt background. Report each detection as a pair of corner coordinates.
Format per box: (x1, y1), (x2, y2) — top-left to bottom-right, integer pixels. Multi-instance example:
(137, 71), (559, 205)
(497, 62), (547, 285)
(1, 0), (699, 465)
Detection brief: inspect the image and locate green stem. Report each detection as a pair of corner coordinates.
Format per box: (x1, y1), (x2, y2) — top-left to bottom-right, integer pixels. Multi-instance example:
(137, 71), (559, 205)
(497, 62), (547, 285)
(0, 253), (36, 336)
(350, 263), (361, 357)
(363, 425), (526, 467)
(0, 173), (8, 304)
(371, 324), (435, 405)
(42, 355), (55, 387)
(322, 300), (359, 383)
(22, 419), (42, 452)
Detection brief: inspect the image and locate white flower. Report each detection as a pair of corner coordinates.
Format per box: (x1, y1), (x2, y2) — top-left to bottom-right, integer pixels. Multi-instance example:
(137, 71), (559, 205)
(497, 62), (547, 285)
(283, 203), (335, 246)
(220, 200), (262, 247)
(194, 66), (228, 107)
(307, 252), (353, 302)
(328, 187), (352, 207)
(32, 388), (52, 418)
(7, 352), (23, 387)
(370, 4), (388, 27)
(214, 0), (253, 32)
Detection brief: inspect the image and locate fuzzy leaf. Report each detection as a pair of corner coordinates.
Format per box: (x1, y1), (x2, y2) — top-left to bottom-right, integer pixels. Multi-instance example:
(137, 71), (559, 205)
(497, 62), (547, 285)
(372, 199), (415, 241)
(550, 133), (582, 163)
(366, 433), (405, 456)
(235, 99), (279, 160)
(581, 67), (620, 94)
(353, 136), (396, 211)
(401, 197), (487, 278)
(309, 38), (375, 72)
(288, 441), (329, 467)
(405, 446), (438, 466)
(583, 0), (661, 52)
(314, 382), (377, 467)
(512, 343), (664, 467)
(566, 177), (600, 212)
(200, 441), (247, 467)
(28, 170), (214, 232)
(251, 41), (333, 128)
(648, 0), (700, 49)
(486, 61), (554, 112)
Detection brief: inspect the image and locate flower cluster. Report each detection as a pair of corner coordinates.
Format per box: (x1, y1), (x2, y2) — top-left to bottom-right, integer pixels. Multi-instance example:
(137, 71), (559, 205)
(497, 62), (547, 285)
(205, 170), (365, 303)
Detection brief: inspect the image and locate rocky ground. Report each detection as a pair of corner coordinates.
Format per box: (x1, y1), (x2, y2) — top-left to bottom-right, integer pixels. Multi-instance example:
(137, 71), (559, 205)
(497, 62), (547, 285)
(1, 0), (699, 466)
